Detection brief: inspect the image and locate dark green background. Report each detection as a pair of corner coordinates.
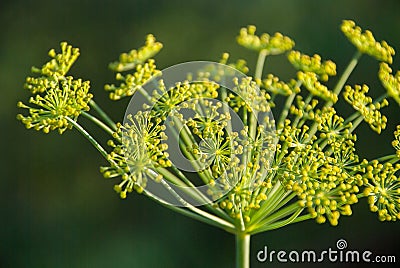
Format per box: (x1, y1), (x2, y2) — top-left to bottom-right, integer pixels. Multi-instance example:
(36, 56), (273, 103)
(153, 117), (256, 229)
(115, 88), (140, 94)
(1, 0), (399, 267)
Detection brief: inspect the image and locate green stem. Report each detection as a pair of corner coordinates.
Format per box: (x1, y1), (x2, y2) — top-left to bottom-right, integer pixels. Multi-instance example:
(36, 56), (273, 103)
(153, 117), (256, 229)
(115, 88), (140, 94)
(156, 166), (233, 222)
(236, 233), (250, 268)
(348, 116), (364, 133)
(144, 190), (235, 233)
(249, 49), (268, 140)
(278, 93), (295, 127)
(156, 179), (236, 231)
(372, 154), (398, 163)
(331, 50), (363, 98)
(250, 208), (303, 234)
(81, 111), (115, 136)
(253, 202), (301, 230)
(255, 50), (268, 80)
(66, 117), (109, 160)
(249, 181), (286, 226)
(89, 100), (117, 131)
(278, 80), (302, 127)
(306, 50), (363, 141)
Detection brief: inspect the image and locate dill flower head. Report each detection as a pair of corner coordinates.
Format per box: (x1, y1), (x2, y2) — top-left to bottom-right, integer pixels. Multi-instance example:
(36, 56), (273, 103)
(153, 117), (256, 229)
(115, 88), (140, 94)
(363, 161), (400, 221)
(108, 34), (163, 72)
(101, 111), (171, 198)
(25, 42), (80, 94)
(276, 84), (366, 227)
(341, 20), (395, 63)
(315, 107), (352, 140)
(229, 76), (272, 113)
(343, 84), (388, 133)
(105, 35), (163, 101)
(17, 77), (92, 134)
(379, 63), (400, 105)
(105, 59), (161, 100)
(287, 51), (337, 81)
(237, 25), (294, 54)
(17, 42), (92, 134)
(297, 71), (338, 103)
(260, 74), (299, 96)
(279, 121), (361, 226)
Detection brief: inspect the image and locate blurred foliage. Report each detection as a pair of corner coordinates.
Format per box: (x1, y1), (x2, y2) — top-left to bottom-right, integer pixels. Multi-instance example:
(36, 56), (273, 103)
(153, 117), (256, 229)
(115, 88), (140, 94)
(1, 0), (400, 267)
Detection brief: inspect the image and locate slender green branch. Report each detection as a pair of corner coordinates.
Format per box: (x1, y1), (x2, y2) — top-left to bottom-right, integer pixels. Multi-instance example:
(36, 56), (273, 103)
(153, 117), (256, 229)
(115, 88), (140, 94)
(89, 100), (117, 131)
(156, 166), (233, 222)
(250, 208), (303, 235)
(267, 192), (297, 215)
(145, 189), (236, 233)
(66, 116), (109, 160)
(249, 49), (268, 140)
(377, 154), (398, 162)
(81, 111), (115, 136)
(332, 50), (363, 98)
(348, 116), (364, 133)
(255, 49), (268, 80)
(253, 202), (301, 229)
(158, 119), (234, 222)
(290, 213), (312, 224)
(307, 50), (363, 141)
(138, 85), (153, 103)
(236, 233), (250, 268)
(278, 80), (302, 127)
(249, 181), (286, 226)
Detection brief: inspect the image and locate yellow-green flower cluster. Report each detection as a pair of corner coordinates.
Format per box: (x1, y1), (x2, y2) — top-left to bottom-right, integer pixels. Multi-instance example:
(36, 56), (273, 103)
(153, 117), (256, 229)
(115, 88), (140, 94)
(219, 184), (271, 223)
(343, 84), (388, 133)
(228, 77), (271, 113)
(190, 132), (242, 181)
(25, 42), (80, 94)
(379, 63), (400, 105)
(105, 59), (161, 100)
(260, 74), (299, 96)
(36, 42), (79, 77)
(106, 35), (163, 101)
(149, 80), (220, 121)
(18, 42), (92, 134)
(297, 72), (338, 103)
(279, 131), (361, 226)
(363, 161), (400, 221)
(17, 77), (92, 134)
(186, 101), (229, 139)
(101, 111), (171, 198)
(287, 51), (336, 81)
(237, 25), (294, 55)
(315, 107), (352, 141)
(341, 20), (395, 63)
(393, 125), (400, 158)
(289, 96), (319, 121)
(108, 34), (163, 72)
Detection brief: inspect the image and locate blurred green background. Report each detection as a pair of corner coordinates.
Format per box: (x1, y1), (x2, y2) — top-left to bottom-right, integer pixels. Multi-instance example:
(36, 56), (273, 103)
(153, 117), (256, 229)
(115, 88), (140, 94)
(1, 0), (400, 267)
